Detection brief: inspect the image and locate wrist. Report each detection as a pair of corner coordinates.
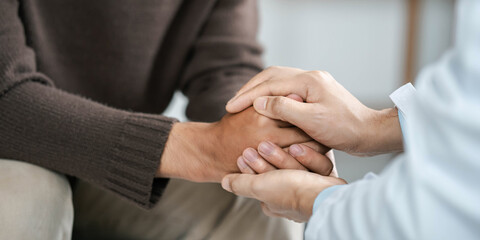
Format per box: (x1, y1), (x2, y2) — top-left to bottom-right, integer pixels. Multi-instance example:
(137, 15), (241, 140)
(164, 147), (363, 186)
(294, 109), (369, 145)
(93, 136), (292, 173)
(157, 122), (217, 182)
(299, 187), (323, 218)
(358, 108), (403, 156)
(299, 179), (346, 218)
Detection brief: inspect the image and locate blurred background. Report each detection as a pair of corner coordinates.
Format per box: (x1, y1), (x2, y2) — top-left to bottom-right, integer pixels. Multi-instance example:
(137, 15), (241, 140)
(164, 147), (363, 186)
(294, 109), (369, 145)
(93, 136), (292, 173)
(164, 0), (455, 182)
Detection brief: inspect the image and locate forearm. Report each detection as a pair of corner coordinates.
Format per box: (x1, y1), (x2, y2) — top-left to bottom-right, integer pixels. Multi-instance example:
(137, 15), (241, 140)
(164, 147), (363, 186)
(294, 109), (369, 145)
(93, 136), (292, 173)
(0, 82), (176, 209)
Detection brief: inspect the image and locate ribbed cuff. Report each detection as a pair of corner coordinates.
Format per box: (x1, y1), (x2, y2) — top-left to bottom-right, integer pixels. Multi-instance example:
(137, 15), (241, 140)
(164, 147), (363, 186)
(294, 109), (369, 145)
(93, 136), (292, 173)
(106, 113), (178, 209)
(0, 81), (178, 209)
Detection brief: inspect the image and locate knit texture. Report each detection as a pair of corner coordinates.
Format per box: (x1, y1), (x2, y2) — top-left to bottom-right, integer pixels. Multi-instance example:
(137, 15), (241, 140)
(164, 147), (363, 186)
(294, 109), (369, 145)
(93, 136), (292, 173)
(0, 0), (262, 208)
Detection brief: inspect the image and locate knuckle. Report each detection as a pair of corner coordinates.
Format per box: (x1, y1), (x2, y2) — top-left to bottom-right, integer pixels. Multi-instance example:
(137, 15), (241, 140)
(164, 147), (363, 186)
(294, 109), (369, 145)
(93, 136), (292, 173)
(306, 70), (331, 83)
(298, 155), (312, 166)
(266, 66), (281, 72)
(308, 70), (323, 77)
(269, 97), (286, 116)
(262, 133), (276, 143)
(301, 72), (322, 88)
(320, 70), (333, 78)
(256, 116), (271, 127)
(255, 162), (268, 173)
(268, 152), (286, 167)
(230, 181), (239, 194)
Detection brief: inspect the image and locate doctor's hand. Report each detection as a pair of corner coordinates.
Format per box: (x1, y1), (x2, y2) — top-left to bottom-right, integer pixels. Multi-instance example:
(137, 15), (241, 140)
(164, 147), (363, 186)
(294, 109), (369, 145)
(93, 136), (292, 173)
(222, 170), (346, 222)
(226, 66), (403, 156)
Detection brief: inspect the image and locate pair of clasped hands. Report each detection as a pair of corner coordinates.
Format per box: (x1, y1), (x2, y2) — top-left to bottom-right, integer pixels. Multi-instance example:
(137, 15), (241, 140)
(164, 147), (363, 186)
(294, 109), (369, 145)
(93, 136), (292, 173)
(159, 66), (403, 222)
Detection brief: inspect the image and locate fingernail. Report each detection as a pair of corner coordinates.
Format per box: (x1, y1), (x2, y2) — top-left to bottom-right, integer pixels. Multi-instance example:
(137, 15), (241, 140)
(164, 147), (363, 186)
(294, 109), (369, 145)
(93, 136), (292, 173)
(243, 148), (258, 163)
(258, 141), (274, 156)
(254, 97), (267, 111)
(237, 156), (249, 169)
(289, 144), (304, 157)
(221, 177), (232, 192)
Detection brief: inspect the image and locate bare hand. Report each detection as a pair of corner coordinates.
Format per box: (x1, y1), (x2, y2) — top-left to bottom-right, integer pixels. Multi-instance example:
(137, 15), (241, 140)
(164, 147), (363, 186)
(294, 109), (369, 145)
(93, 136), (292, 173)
(158, 107), (311, 182)
(222, 170), (346, 222)
(226, 66), (403, 156)
(237, 141), (336, 177)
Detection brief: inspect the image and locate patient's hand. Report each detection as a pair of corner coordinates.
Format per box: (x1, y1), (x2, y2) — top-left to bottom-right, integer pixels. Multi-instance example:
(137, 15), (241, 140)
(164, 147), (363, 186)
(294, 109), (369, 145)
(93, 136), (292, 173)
(236, 141), (336, 177)
(158, 107), (310, 182)
(222, 170), (346, 222)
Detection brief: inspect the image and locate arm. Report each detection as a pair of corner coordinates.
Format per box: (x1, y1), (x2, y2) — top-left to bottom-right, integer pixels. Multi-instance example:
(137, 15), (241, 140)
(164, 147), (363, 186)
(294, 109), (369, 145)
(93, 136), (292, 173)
(158, 107), (311, 182)
(0, 0), (175, 208)
(225, 1), (480, 239)
(179, 0), (263, 122)
(307, 3), (480, 238)
(0, 0), (310, 209)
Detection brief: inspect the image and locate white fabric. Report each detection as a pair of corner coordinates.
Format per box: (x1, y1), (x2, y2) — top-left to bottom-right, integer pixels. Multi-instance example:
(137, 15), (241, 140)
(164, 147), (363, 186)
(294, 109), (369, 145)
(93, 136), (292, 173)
(306, 0), (480, 239)
(389, 82), (416, 118)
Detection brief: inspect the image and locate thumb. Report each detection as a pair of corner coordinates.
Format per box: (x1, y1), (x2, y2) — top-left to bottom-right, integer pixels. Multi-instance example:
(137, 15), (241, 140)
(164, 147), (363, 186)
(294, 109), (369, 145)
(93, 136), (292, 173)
(253, 96), (311, 127)
(221, 174), (258, 199)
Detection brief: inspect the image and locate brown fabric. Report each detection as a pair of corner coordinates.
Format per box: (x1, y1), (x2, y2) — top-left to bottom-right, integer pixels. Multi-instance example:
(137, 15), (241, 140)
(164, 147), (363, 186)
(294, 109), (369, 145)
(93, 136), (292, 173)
(0, 0), (263, 208)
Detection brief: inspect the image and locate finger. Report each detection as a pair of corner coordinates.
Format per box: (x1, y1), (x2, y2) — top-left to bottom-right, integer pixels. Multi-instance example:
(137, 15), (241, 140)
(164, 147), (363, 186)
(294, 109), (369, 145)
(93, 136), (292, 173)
(255, 96), (314, 128)
(289, 144), (334, 175)
(274, 94), (304, 128)
(221, 174), (258, 199)
(242, 148), (277, 173)
(326, 150), (339, 177)
(257, 141), (307, 171)
(237, 156), (256, 174)
(299, 141), (330, 155)
(272, 126), (311, 148)
(229, 66), (298, 107)
(286, 93), (304, 102)
(232, 70), (272, 99)
(226, 77), (310, 113)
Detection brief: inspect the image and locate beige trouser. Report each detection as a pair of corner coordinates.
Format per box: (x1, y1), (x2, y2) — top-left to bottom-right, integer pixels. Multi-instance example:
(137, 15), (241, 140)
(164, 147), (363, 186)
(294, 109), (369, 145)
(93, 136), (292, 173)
(0, 159), (73, 240)
(0, 158), (304, 240)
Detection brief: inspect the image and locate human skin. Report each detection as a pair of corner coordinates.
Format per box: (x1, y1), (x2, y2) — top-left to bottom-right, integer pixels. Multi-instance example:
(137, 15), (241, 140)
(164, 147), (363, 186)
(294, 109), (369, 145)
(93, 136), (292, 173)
(222, 169), (346, 222)
(156, 107), (311, 182)
(237, 140), (337, 177)
(221, 66), (404, 222)
(226, 66), (403, 156)
(236, 93), (335, 176)
(227, 138), (342, 222)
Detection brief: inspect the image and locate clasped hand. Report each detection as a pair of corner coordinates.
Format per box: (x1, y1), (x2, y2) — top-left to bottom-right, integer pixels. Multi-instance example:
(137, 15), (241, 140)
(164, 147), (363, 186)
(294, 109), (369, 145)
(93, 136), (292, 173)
(221, 66), (404, 222)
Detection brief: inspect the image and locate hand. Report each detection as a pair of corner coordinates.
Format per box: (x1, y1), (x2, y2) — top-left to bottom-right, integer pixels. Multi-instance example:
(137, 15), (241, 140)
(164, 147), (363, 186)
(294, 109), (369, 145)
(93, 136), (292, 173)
(237, 140), (336, 177)
(221, 170), (346, 222)
(157, 107), (310, 182)
(226, 66), (403, 156)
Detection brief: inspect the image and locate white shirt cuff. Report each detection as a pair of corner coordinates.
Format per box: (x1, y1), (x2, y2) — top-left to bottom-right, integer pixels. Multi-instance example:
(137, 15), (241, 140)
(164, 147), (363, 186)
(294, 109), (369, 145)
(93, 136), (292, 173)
(389, 83), (416, 119)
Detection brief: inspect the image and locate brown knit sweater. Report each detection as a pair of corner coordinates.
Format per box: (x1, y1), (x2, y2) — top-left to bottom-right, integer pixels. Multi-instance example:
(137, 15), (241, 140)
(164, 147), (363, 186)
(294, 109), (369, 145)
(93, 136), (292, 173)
(0, 0), (263, 209)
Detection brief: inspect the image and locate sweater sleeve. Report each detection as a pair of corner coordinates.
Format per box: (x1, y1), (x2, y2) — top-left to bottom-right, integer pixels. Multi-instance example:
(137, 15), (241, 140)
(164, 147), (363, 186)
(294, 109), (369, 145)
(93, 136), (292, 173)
(179, 0), (263, 122)
(0, 0), (176, 209)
